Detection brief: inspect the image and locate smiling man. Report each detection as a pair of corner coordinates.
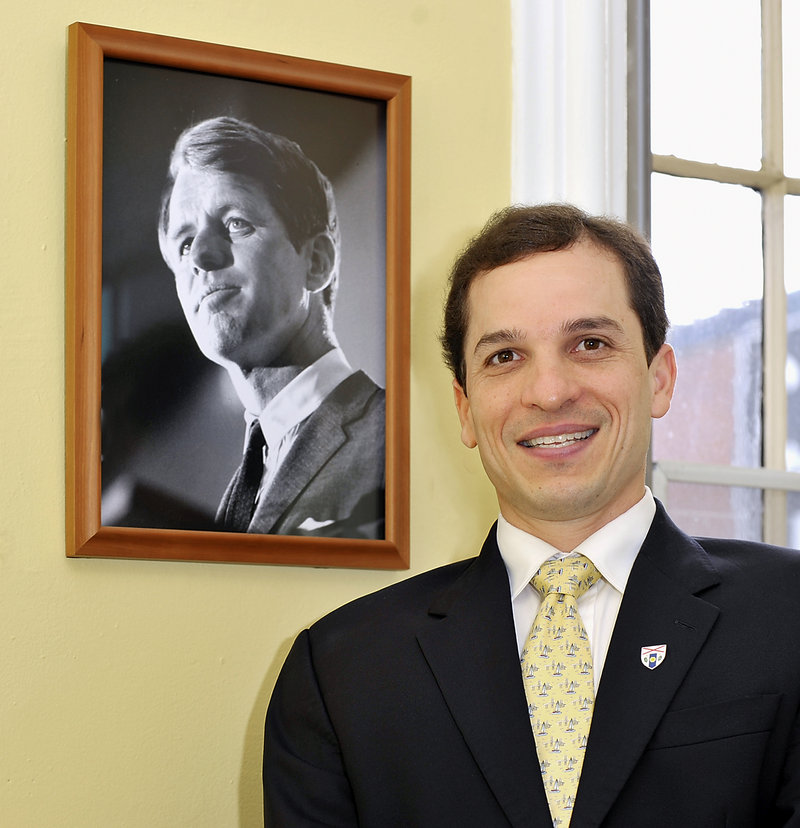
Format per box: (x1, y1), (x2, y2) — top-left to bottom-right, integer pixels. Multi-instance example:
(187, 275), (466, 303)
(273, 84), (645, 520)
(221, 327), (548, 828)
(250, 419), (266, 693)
(263, 204), (800, 827)
(451, 239), (675, 549)
(158, 116), (385, 538)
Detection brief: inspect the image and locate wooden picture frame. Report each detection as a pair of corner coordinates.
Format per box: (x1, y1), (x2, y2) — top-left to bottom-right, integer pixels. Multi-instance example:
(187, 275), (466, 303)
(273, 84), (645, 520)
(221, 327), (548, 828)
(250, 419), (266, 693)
(66, 22), (410, 568)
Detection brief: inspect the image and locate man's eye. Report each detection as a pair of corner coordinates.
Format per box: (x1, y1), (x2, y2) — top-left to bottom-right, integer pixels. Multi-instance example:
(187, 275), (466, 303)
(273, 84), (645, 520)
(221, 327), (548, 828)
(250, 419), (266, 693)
(179, 238), (193, 257)
(488, 349), (520, 365)
(226, 217), (255, 236)
(576, 338), (605, 352)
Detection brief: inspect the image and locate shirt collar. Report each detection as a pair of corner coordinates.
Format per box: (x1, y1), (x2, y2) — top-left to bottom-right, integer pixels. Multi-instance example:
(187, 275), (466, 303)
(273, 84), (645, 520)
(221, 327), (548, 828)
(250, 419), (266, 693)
(498, 487), (656, 600)
(244, 348), (355, 450)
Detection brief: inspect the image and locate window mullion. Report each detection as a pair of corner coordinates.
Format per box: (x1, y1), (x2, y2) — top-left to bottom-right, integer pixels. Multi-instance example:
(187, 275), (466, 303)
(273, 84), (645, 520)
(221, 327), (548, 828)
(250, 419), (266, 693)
(651, 154), (780, 189)
(763, 187), (788, 545)
(762, 0), (788, 545)
(762, 0), (784, 174)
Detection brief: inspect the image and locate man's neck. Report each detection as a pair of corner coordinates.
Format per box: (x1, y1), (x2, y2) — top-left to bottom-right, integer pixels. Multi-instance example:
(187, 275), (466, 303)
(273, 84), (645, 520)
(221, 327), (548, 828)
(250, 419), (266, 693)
(226, 364), (308, 413)
(224, 322), (339, 412)
(501, 492), (647, 553)
(516, 518), (603, 554)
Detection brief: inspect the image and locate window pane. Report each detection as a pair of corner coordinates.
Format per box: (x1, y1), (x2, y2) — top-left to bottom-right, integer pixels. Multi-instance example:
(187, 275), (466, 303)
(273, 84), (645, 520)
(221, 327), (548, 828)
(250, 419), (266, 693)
(662, 482), (762, 542)
(650, 0), (762, 169)
(789, 492), (800, 549)
(787, 195), (800, 296)
(785, 1), (800, 177)
(788, 195), (800, 547)
(651, 174), (763, 467)
(788, 195), (800, 470)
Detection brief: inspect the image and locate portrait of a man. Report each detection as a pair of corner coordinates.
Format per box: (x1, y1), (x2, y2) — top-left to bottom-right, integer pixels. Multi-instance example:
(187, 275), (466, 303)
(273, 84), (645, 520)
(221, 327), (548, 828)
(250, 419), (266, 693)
(98, 61), (387, 542)
(157, 117), (385, 537)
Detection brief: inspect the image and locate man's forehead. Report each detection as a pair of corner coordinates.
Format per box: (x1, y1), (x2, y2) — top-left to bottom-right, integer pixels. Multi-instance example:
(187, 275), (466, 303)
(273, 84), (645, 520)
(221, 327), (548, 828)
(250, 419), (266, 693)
(165, 168), (271, 232)
(463, 244), (635, 341)
(170, 167), (265, 205)
(469, 242), (624, 295)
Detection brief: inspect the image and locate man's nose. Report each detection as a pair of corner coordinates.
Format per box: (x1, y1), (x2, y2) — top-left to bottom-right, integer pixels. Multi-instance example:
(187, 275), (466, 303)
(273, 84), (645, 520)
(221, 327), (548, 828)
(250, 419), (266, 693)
(520, 356), (581, 411)
(190, 226), (231, 273)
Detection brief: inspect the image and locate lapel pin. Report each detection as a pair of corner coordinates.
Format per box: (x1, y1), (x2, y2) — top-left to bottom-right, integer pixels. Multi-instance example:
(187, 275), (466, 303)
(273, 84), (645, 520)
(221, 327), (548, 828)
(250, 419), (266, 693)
(641, 644), (667, 670)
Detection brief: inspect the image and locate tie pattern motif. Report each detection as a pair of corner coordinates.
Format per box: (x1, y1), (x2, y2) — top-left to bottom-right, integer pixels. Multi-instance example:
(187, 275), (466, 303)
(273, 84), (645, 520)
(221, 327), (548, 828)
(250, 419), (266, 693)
(521, 554), (601, 827)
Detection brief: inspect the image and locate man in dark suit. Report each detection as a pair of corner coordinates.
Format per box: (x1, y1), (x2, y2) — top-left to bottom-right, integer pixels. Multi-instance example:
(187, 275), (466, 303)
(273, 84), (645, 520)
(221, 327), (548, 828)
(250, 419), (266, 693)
(158, 116), (384, 538)
(263, 204), (800, 825)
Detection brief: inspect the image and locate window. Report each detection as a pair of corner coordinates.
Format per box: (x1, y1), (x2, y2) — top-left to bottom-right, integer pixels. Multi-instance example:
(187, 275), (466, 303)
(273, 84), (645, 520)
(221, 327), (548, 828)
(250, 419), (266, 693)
(649, 0), (800, 547)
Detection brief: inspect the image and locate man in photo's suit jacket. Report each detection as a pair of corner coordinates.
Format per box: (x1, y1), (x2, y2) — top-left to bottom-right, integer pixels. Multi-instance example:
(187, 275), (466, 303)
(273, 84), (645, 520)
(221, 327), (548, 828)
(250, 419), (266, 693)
(263, 204), (800, 826)
(243, 369), (384, 538)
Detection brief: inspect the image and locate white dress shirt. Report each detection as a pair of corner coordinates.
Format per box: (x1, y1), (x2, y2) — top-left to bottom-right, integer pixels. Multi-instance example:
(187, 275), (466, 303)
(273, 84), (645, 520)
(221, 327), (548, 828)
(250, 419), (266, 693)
(497, 488), (657, 692)
(243, 348), (355, 495)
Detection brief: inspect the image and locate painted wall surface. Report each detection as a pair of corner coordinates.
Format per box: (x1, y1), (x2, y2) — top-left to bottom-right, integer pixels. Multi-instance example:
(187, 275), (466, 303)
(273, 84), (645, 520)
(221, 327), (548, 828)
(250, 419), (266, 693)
(1, 1), (509, 825)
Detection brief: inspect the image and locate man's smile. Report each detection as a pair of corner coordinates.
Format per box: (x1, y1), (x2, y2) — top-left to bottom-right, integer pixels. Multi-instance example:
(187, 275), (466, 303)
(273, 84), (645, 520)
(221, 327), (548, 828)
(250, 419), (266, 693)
(518, 428), (597, 449)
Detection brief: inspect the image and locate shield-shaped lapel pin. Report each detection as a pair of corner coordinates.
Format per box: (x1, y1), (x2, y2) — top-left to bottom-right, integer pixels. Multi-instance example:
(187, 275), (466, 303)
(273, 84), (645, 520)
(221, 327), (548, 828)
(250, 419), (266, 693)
(641, 644), (667, 670)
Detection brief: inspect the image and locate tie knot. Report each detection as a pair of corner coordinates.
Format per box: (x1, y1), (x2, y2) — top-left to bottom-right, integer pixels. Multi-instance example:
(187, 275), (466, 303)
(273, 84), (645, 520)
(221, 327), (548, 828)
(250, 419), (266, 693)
(245, 419), (266, 453)
(532, 554), (601, 600)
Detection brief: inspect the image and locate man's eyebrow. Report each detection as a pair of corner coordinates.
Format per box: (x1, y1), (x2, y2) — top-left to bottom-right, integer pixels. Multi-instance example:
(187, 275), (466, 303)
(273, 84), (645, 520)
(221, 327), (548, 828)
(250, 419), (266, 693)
(165, 221), (193, 242)
(164, 200), (258, 241)
(561, 316), (625, 337)
(472, 328), (527, 355)
(471, 318), (627, 357)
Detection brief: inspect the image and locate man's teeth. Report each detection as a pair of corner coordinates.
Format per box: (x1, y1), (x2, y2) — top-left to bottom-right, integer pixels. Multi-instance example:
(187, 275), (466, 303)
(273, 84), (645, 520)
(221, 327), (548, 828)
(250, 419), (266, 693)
(522, 429), (594, 448)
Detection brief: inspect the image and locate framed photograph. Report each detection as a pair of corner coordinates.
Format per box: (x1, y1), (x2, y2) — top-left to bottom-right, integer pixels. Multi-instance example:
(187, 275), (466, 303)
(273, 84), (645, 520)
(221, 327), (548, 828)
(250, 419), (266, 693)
(66, 22), (410, 568)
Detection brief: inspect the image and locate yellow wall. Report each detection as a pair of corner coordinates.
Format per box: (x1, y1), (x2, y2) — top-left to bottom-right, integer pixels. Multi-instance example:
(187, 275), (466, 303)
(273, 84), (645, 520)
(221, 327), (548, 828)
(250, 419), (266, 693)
(1, 2), (509, 825)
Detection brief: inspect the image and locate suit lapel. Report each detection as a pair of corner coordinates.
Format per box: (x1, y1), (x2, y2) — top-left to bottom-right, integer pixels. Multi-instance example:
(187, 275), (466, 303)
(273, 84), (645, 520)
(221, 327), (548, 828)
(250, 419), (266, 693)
(417, 529), (550, 827)
(250, 406), (346, 533)
(572, 504), (721, 827)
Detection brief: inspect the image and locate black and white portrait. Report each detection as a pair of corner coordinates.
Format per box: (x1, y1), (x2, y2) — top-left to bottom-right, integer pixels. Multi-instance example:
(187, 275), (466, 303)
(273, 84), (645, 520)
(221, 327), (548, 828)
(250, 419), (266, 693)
(99, 59), (387, 540)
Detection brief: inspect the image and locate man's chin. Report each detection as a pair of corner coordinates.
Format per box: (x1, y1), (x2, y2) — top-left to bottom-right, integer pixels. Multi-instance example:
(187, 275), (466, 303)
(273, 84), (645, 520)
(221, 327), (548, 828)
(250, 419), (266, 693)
(191, 322), (244, 366)
(509, 482), (610, 524)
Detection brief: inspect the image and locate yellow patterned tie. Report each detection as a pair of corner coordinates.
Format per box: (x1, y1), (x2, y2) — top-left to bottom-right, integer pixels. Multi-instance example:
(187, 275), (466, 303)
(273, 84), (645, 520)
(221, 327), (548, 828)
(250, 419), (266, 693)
(521, 554), (601, 827)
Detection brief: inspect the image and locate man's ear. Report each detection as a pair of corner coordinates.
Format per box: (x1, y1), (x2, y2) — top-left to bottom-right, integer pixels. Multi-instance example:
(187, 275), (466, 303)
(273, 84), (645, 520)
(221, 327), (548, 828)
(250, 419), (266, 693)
(649, 343), (677, 419)
(304, 233), (336, 294)
(453, 379), (478, 449)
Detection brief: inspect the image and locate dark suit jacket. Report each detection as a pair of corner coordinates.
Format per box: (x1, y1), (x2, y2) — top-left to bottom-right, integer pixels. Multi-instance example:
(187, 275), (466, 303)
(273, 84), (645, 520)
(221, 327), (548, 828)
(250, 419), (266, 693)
(263, 503), (800, 826)
(223, 371), (385, 539)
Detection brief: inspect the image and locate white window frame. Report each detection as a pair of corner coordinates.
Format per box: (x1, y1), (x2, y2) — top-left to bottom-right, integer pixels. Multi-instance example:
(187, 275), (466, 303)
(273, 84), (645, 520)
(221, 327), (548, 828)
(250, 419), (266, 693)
(511, 0), (629, 217)
(649, 0), (800, 546)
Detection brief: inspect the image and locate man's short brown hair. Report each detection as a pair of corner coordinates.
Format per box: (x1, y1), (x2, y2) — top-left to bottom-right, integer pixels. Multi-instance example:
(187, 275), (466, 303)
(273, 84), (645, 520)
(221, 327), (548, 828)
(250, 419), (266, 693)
(440, 203), (669, 391)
